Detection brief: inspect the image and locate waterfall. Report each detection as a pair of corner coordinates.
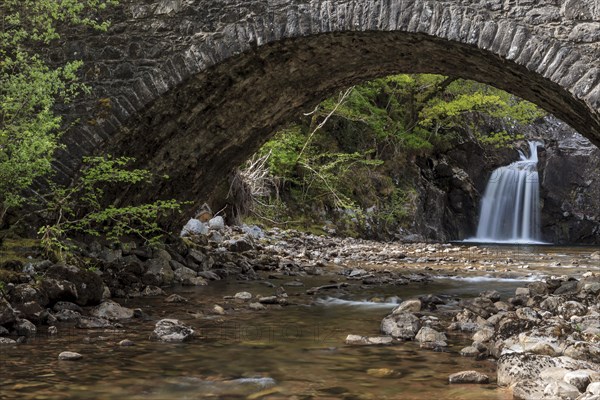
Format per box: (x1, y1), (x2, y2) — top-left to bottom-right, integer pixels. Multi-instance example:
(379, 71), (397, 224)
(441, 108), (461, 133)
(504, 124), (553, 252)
(471, 141), (544, 244)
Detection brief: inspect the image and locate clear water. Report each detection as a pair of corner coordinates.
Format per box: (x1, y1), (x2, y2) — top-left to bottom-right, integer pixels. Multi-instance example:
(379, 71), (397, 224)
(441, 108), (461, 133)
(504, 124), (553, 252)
(1, 244), (598, 399)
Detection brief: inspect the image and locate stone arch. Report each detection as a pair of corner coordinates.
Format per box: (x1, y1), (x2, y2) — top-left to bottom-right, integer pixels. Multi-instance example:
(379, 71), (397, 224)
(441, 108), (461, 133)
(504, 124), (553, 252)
(54, 0), (600, 208)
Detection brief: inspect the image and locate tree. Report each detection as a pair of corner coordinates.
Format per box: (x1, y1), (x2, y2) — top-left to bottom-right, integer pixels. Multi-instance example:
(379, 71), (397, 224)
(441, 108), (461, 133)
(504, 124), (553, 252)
(0, 0), (118, 225)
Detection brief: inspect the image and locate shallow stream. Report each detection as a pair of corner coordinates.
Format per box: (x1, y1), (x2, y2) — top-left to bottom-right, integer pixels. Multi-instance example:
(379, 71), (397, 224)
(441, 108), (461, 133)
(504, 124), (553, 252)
(1, 245), (598, 399)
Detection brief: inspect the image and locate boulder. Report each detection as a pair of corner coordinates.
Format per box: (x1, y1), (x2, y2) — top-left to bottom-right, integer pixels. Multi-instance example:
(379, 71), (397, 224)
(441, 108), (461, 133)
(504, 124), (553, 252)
(152, 319), (194, 342)
(392, 299), (422, 313)
(543, 381), (580, 400)
(90, 300), (134, 320)
(0, 298), (17, 326)
(234, 291), (253, 301)
(13, 319), (36, 336)
(180, 218), (208, 236)
(44, 265), (104, 306)
(40, 279), (78, 305)
(173, 266), (201, 285)
(208, 216), (225, 231)
(381, 312), (421, 340)
(473, 326), (495, 343)
(415, 326), (447, 347)
(559, 301), (587, 319)
(142, 258), (174, 286)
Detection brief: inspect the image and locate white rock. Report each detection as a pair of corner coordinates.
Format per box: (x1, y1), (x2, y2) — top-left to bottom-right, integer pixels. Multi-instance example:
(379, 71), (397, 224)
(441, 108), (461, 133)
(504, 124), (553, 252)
(543, 381), (580, 400)
(234, 291), (253, 301)
(152, 319), (194, 342)
(58, 351), (82, 361)
(345, 335), (393, 345)
(563, 370), (596, 392)
(180, 219), (208, 236)
(381, 312), (421, 340)
(392, 299), (421, 313)
(208, 216), (225, 231)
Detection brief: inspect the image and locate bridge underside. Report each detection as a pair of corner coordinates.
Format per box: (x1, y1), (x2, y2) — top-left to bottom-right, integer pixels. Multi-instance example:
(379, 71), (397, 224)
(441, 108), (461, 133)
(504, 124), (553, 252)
(91, 31), (600, 215)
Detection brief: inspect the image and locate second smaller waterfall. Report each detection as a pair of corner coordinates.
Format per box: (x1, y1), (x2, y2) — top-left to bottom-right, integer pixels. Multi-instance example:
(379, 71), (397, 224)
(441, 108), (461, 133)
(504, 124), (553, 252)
(472, 141), (544, 244)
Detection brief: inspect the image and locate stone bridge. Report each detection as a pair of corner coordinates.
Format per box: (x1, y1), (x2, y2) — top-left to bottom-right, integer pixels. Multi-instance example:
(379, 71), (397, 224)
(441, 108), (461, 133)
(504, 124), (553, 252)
(52, 0), (600, 210)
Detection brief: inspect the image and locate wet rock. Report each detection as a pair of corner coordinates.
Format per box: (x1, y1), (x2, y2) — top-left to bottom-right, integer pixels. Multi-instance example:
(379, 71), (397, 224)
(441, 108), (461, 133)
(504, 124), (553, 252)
(142, 258), (174, 286)
(258, 296), (285, 305)
(90, 300), (134, 320)
(165, 294), (188, 303)
(152, 319), (194, 342)
(367, 368), (400, 378)
(381, 312), (420, 340)
(118, 339), (135, 346)
(248, 302), (266, 311)
(212, 305), (225, 315)
(345, 335), (393, 345)
(58, 351), (82, 361)
(40, 279), (78, 305)
(15, 301), (45, 324)
(45, 265), (104, 306)
(416, 326), (447, 348)
(480, 290), (501, 302)
(173, 266), (202, 285)
(76, 316), (113, 329)
(0, 298), (17, 326)
(392, 299), (421, 313)
(234, 291), (253, 301)
(13, 319), (36, 336)
(53, 301), (82, 313)
(460, 346), (480, 357)
(0, 337), (17, 345)
(142, 285), (165, 296)
(197, 271), (221, 281)
(55, 309), (82, 322)
(448, 370), (489, 384)
(48, 326), (58, 335)
(10, 284), (48, 306)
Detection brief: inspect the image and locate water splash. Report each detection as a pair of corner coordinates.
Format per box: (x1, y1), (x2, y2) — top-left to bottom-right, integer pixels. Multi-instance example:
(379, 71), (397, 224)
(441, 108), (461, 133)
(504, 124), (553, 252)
(469, 141), (545, 244)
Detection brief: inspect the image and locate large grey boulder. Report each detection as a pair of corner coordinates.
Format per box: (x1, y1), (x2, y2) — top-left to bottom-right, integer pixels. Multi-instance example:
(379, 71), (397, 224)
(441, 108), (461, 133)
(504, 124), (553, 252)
(90, 300), (134, 321)
(381, 312), (420, 340)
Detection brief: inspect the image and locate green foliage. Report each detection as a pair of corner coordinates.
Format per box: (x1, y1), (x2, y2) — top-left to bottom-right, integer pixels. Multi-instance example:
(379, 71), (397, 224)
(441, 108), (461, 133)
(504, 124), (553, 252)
(0, 0), (118, 224)
(247, 73), (547, 236)
(38, 156), (184, 259)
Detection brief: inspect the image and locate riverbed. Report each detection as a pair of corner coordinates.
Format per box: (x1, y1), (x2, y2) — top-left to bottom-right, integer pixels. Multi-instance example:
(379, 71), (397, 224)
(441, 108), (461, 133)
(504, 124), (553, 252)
(1, 244), (598, 399)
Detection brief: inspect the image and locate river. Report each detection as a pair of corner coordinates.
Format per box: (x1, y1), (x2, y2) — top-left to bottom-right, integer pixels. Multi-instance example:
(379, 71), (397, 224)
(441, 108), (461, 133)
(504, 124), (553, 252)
(1, 244), (598, 399)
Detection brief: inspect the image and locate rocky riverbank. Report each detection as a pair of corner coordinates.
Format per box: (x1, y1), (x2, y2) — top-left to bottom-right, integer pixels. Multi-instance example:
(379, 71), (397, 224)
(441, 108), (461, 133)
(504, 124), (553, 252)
(1, 221), (600, 399)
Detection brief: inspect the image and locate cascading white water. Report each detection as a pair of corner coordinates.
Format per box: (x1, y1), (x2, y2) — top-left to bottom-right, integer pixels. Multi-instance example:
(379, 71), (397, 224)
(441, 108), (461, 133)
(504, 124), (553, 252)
(471, 141), (544, 244)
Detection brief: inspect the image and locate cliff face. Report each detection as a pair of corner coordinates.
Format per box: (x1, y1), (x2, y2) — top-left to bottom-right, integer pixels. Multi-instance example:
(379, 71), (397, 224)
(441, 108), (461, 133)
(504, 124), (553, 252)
(536, 118), (600, 244)
(408, 117), (600, 244)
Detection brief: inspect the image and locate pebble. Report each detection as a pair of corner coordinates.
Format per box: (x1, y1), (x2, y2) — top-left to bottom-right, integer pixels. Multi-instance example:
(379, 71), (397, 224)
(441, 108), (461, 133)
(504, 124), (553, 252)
(118, 339), (135, 347)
